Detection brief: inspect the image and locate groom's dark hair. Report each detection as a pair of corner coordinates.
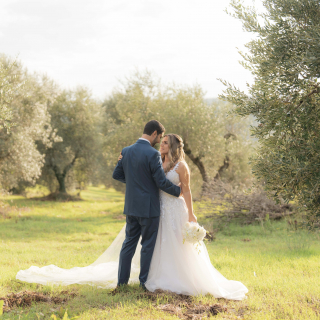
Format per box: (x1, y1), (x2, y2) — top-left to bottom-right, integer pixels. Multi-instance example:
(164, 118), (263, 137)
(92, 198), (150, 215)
(143, 120), (165, 136)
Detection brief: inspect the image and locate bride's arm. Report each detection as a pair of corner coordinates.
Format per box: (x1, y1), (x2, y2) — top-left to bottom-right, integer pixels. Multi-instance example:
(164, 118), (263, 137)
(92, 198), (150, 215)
(177, 162), (197, 223)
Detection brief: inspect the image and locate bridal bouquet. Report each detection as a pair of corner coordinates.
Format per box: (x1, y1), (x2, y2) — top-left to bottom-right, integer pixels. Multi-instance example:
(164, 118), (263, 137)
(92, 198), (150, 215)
(182, 222), (206, 252)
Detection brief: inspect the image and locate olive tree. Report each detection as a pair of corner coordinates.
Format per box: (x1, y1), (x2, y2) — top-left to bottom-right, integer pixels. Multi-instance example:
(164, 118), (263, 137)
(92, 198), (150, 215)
(103, 72), (254, 194)
(220, 0), (320, 225)
(40, 87), (102, 194)
(0, 55), (59, 190)
(0, 56), (16, 133)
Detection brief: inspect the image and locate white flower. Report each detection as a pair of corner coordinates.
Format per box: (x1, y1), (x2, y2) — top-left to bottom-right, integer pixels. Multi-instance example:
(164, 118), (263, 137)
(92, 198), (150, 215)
(199, 228), (206, 239)
(190, 223), (198, 232)
(182, 222), (207, 253)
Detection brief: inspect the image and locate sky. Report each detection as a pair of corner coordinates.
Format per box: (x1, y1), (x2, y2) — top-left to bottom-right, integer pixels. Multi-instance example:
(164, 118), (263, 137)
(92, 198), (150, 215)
(0, 0), (263, 100)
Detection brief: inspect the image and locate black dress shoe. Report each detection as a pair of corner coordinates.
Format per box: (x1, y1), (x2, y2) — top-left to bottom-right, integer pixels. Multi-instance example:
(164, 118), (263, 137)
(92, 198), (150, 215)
(139, 284), (149, 292)
(111, 284), (128, 295)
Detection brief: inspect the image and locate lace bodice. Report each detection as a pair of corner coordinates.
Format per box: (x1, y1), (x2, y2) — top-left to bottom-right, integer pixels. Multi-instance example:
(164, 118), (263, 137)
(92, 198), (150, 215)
(165, 162), (181, 185)
(159, 161), (187, 236)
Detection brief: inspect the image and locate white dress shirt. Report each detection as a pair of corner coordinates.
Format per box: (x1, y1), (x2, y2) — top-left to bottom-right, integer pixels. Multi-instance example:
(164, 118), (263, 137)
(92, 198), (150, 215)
(139, 138), (151, 144)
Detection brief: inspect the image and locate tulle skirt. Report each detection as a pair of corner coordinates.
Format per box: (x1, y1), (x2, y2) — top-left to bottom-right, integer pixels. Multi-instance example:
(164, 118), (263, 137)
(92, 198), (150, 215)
(145, 195), (248, 300)
(16, 225), (139, 288)
(16, 196), (248, 300)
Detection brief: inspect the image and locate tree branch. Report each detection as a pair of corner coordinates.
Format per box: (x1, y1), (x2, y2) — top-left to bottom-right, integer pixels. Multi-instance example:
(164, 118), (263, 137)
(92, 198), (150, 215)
(286, 85), (320, 115)
(63, 151), (79, 176)
(183, 141), (208, 183)
(214, 156), (230, 181)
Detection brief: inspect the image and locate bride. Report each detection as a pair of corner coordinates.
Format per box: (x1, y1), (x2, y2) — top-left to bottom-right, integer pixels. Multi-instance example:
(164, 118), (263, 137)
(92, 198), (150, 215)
(16, 134), (248, 300)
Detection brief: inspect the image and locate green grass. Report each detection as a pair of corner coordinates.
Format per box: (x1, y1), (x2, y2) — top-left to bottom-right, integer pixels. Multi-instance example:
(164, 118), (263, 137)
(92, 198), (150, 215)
(0, 187), (319, 319)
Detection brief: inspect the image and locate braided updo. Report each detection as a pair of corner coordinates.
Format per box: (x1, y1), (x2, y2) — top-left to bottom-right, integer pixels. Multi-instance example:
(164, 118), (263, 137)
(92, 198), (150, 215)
(162, 134), (185, 173)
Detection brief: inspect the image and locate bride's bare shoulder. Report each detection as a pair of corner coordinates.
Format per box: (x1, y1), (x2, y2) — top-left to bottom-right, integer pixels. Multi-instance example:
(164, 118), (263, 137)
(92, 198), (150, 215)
(176, 161), (189, 174)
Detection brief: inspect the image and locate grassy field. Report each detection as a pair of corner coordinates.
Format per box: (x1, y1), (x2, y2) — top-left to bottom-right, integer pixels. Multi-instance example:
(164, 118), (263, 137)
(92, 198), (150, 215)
(0, 187), (319, 319)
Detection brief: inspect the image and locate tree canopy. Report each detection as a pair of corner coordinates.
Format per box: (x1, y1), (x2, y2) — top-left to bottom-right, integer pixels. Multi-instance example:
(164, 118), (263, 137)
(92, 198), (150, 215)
(0, 55), (254, 197)
(103, 72), (254, 195)
(220, 0), (320, 225)
(40, 87), (103, 194)
(0, 57), (16, 133)
(0, 55), (59, 190)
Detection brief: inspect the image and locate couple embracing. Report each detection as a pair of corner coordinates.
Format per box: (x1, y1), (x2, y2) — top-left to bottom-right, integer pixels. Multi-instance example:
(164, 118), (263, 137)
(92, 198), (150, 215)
(16, 120), (247, 300)
(113, 120), (247, 299)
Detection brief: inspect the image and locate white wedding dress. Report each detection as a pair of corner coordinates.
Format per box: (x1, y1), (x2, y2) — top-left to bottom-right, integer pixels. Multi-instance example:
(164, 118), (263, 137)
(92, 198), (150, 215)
(16, 163), (248, 300)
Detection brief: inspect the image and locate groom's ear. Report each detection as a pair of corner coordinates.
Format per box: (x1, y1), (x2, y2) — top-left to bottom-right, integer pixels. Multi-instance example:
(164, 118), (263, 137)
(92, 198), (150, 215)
(152, 130), (158, 137)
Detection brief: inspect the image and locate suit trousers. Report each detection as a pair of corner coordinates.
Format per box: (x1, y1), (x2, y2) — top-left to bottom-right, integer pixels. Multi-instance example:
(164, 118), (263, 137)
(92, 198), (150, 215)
(118, 215), (160, 286)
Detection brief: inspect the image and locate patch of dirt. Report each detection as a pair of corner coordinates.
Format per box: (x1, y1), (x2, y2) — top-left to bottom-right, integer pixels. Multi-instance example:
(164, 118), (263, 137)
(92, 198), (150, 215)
(0, 290), (77, 312)
(140, 290), (227, 319)
(0, 201), (31, 219)
(32, 192), (83, 202)
(139, 289), (192, 303)
(157, 303), (226, 319)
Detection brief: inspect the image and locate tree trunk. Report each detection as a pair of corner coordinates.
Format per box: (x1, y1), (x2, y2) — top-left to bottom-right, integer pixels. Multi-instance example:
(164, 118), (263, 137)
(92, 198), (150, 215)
(183, 141), (209, 195)
(56, 173), (67, 193)
(49, 151), (78, 194)
(213, 133), (236, 181)
(214, 155), (230, 181)
(183, 141), (208, 183)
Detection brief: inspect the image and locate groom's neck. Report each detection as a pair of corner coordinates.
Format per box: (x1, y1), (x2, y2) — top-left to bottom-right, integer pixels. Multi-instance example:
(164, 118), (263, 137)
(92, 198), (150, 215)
(141, 134), (153, 144)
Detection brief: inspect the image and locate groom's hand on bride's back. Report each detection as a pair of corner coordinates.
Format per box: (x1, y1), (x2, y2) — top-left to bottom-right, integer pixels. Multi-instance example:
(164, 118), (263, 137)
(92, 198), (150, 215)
(113, 150), (126, 183)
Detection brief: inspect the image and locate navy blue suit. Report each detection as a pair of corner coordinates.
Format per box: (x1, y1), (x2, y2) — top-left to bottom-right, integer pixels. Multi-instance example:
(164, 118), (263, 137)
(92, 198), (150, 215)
(113, 139), (181, 285)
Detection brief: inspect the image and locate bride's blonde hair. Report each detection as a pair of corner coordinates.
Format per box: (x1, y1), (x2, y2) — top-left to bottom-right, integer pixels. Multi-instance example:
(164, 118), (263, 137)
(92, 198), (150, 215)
(162, 134), (185, 173)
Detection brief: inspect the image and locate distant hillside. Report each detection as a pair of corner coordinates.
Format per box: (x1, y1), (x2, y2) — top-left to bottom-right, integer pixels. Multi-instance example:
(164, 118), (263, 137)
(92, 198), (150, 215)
(204, 97), (258, 142)
(204, 97), (221, 105)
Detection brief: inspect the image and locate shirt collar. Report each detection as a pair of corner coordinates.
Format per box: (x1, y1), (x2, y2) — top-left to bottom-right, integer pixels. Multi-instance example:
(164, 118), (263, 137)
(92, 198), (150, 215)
(139, 138), (151, 145)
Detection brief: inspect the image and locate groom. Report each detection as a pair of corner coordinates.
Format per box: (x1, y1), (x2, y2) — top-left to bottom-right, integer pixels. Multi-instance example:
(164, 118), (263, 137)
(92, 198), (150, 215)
(112, 120), (181, 290)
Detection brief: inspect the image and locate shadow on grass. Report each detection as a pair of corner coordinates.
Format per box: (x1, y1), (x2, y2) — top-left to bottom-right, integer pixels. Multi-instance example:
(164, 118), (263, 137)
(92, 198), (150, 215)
(0, 213), (125, 242)
(31, 192), (83, 202)
(2, 197), (123, 208)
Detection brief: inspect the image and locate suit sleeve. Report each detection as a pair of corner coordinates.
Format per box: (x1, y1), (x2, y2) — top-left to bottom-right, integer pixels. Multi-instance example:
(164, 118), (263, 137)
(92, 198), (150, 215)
(112, 150), (126, 183)
(150, 152), (181, 197)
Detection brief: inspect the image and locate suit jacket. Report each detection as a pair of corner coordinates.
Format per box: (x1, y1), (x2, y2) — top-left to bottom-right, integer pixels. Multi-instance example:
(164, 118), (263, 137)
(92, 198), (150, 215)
(112, 139), (181, 218)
